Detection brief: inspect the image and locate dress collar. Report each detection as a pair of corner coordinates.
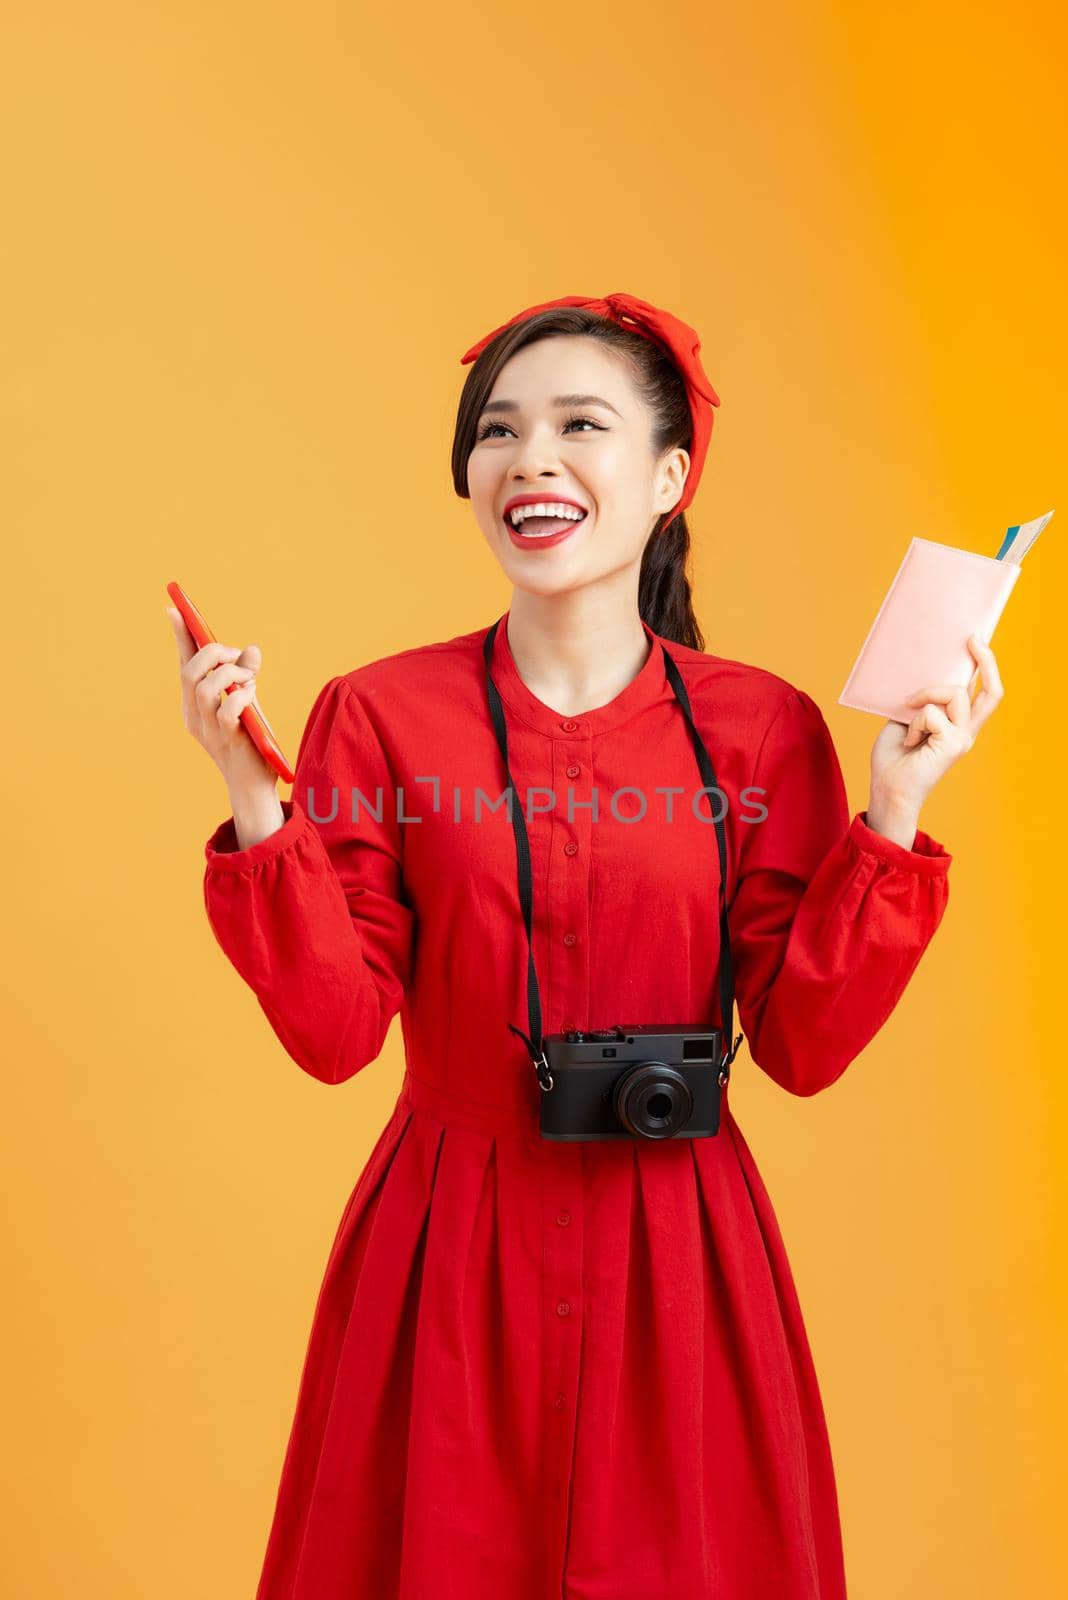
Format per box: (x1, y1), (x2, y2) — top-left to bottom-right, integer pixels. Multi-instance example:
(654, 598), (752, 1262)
(486, 608), (671, 738)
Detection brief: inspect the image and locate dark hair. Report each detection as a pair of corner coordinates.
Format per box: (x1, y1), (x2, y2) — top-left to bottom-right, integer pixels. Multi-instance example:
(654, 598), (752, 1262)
(451, 307), (706, 651)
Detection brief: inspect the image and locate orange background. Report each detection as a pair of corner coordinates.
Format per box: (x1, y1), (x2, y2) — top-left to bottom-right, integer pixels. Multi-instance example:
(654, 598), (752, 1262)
(3, 3), (1065, 1594)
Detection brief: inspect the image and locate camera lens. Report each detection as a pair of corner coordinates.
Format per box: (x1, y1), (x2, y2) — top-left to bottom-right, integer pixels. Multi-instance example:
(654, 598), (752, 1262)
(613, 1062), (694, 1140)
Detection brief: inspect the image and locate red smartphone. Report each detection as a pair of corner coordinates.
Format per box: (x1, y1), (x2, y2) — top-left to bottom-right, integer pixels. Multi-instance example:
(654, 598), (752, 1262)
(166, 580), (296, 784)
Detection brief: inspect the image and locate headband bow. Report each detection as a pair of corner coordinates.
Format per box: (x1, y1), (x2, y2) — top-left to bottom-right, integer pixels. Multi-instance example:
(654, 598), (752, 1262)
(460, 291), (721, 528)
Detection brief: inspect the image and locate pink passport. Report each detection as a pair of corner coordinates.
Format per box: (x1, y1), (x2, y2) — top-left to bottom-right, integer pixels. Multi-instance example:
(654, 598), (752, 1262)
(838, 538), (1022, 723)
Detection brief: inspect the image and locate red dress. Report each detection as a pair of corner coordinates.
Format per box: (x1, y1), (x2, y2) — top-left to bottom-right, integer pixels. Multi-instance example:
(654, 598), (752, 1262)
(203, 611), (951, 1599)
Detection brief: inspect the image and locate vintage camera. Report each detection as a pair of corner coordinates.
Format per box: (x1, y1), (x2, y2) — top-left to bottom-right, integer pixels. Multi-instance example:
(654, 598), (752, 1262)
(539, 1024), (728, 1142)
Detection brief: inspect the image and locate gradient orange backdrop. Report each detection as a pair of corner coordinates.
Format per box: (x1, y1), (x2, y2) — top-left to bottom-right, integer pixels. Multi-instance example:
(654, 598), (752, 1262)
(3, 3), (1065, 1595)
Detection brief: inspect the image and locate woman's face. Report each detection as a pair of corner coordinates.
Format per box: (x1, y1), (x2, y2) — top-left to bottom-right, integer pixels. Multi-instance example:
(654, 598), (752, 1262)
(466, 335), (689, 597)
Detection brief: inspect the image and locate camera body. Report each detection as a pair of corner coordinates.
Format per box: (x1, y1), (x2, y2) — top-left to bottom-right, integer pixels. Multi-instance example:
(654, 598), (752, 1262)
(539, 1024), (727, 1142)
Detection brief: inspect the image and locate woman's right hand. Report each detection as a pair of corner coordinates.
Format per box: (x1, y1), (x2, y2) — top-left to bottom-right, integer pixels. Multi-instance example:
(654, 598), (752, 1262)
(166, 605), (278, 801)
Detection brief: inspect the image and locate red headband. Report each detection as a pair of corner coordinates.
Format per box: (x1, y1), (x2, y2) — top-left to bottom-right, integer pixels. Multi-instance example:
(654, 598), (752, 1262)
(459, 291), (721, 529)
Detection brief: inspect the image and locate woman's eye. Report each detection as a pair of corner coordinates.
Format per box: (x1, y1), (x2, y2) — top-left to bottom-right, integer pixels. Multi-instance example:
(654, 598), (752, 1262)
(476, 414), (604, 442)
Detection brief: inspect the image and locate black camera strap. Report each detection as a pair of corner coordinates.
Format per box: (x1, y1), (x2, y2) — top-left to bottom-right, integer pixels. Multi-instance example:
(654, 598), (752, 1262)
(482, 619), (744, 1094)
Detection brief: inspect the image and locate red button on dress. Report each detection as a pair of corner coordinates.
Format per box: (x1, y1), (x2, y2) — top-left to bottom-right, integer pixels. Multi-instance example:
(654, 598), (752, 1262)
(203, 607), (952, 1599)
(564, 840), (579, 857)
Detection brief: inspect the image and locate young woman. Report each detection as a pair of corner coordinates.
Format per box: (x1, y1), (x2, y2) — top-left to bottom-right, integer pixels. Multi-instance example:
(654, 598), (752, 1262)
(167, 292), (1002, 1600)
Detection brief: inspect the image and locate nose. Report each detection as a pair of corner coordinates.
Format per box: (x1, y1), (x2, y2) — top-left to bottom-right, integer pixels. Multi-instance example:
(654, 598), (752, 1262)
(507, 425), (565, 483)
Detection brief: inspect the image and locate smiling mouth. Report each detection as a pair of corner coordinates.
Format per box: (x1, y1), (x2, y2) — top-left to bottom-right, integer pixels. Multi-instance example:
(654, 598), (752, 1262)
(506, 509), (588, 539)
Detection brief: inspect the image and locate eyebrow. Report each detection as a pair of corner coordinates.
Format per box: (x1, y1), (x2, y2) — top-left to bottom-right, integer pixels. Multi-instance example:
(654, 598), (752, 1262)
(478, 392), (623, 419)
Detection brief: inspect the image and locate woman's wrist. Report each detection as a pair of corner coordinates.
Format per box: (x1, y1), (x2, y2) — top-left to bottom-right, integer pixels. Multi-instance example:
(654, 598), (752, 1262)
(228, 784), (286, 851)
(865, 788), (922, 850)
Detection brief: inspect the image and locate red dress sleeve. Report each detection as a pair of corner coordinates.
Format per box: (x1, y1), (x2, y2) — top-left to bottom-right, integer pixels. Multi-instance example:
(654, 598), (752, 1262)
(728, 688), (951, 1097)
(202, 676), (415, 1086)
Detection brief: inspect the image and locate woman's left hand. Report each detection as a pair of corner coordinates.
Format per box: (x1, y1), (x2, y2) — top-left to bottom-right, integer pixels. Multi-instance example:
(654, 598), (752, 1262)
(868, 633), (1005, 822)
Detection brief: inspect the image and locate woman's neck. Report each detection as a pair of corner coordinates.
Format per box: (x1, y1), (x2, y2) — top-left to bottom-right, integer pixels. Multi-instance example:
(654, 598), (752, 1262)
(505, 590), (651, 718)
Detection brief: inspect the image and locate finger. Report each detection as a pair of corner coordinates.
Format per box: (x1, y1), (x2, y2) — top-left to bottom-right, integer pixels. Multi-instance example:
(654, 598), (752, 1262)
(902, 684), (971, 730)
(967, 633), (1005, 729)
(903, 683), (975, 732)
(166, 605), (198, 666)
(903, 683), (968, 705)
(902, 701), (928, 747)
(903, 701), (951, 748)
(941, 685), (972, 732)
(194, 660), (257, 713)
(182, 639), (245, 690)
(908, 681), (965, 732)
(967, 633), (1000, 682)
(903, 703), (943, 748)
(218, 677), (258, 729)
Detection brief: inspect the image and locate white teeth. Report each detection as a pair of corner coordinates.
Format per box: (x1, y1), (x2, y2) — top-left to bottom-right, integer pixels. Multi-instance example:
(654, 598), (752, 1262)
(508, 501), (587, 529)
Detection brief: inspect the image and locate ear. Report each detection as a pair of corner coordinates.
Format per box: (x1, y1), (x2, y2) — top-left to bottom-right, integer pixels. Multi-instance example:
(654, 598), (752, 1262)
(657, 445), (690, 516)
